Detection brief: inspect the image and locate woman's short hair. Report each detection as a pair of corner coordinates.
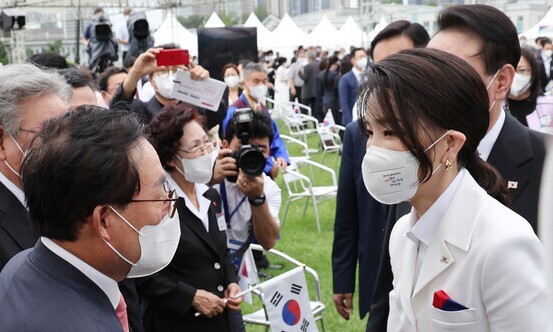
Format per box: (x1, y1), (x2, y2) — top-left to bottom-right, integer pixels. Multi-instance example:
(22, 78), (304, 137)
(147, 103), (203, 170)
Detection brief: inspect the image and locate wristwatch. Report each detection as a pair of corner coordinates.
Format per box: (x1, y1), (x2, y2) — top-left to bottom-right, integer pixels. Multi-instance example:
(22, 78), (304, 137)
(248, 195), (266, 207)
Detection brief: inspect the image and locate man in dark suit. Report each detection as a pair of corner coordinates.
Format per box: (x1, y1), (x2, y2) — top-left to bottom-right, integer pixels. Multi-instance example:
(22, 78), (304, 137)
(0, 63), (70, 271)
(338, 48), (367, 125)
(332, 20), (429, 321)
(0, 107), (180, 332)
(536, 37), (552, 92)
(366, 5), (547, 331)
(299, 51), (321, 121)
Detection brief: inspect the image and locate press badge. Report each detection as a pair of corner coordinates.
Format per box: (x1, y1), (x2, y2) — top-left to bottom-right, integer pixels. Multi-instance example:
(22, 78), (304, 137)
(216, 212), (227, 231)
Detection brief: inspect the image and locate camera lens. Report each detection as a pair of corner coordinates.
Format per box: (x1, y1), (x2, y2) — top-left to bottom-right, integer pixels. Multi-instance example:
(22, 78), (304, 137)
(238, 147), (265, 177)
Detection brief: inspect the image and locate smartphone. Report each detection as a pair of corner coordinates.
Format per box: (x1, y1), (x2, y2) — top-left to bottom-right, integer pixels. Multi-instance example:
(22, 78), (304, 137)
(156, 49), (189, 66)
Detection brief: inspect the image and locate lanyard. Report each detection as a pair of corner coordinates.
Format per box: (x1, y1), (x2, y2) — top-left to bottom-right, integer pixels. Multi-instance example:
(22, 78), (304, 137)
(220, 182), (247, 227)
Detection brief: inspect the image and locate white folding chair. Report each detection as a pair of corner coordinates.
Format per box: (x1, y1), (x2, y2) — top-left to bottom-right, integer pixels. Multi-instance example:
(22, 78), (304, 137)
(242, 244), (326, 332)
(318, 124), (345, 165)
(281, 159), (338, 233)
(281, 102), (320, 153)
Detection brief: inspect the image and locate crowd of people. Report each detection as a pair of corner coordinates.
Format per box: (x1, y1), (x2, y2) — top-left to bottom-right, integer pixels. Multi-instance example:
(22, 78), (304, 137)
(0, 3), (552, 332)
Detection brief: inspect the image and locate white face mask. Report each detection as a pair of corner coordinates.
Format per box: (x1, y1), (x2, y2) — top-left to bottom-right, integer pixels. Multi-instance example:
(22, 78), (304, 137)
(249, 84), (268, 101)
(356, 57), (368, 70)
(3, 134), (28, 178)
(543, 50), (553, 58)
(361, 130), (451, 204)
(510, 73), (532, 97)
(153, 72), (175, 99)
(224, 75), (240, 88)
(176, 153), (213, 184)
(104, 205), (180, 278)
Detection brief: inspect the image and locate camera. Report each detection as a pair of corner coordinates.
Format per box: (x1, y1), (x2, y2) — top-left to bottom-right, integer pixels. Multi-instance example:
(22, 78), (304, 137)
(227, 108), (266, 182)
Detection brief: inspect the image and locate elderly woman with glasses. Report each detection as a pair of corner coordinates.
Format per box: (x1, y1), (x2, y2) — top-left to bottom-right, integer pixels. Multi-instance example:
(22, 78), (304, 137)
(136, 103), (242, 332)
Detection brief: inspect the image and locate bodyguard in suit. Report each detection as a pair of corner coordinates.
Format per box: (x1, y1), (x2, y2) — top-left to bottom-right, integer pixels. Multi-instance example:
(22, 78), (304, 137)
(0, 107), (181, 332)
(332, 20), (429, 321)
(536, 38), (553, 92)
(338, 48), (368, 125)
(299, 51), (321, 121)
(366, 5), (548, 331)
(0, 63), (70, 270)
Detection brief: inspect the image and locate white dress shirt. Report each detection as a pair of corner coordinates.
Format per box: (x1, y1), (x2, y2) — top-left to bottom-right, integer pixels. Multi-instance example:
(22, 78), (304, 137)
(405, 168), (465, 290)
(41, 237), (120, 309)
(167, 172), (211, 231)
(216, 174), (281, 251)
(0, 170), (25, 207)
(477, 107), (506, 161)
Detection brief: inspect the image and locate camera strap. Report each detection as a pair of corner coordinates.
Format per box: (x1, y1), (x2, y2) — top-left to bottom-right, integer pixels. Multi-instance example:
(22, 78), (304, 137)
(220, 182), (254, 261)
(220, 182), (247, 228)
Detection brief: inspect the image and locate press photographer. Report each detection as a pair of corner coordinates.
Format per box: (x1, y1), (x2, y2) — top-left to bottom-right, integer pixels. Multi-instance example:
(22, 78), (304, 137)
(211, 108), (281, 331)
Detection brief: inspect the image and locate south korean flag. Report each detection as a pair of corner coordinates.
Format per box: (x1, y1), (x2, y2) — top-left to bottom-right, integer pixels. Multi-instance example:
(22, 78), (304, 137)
(259, 266), (318, 331)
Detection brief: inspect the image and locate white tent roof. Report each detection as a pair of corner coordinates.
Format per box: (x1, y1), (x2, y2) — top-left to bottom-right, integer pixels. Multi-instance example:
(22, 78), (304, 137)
(520, 7), (553, 39)
(338, 16), (364, 48)
(244, 12), (272, 50)
(367, 17), (389, 43)
(305, 15), (340, 49)
(205, 12), (225, 28)
(154, 13), (198, 55)
(271, 14), (308, 49)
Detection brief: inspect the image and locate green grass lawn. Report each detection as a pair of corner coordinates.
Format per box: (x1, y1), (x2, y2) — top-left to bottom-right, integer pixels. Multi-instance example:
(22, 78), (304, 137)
(240, 120), (369, 331)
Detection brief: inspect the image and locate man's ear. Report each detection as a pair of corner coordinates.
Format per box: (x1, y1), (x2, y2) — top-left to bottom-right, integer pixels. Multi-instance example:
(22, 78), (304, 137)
(493, 64), (515, 101)
(91, 205), (113, 242)
(0, 125), (7, 161)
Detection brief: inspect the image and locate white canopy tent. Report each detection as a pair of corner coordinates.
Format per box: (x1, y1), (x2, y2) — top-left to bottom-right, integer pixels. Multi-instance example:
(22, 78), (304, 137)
(154, 13), (198, 55)
(243, 12), (272, 50)
(305, 15), (340, 50)
(520, 7), (553, 39)
(337, 16), (364, 48)
(367, 17), (389, 44)
(205, 12), (225, 28)
(270, 14), (308, 56)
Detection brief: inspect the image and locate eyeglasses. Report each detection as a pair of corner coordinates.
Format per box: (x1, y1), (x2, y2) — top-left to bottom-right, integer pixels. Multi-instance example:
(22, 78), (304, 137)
(18, 127), (40, 135)
(129, 181), (178, 218)
(179, 137), (216, 155)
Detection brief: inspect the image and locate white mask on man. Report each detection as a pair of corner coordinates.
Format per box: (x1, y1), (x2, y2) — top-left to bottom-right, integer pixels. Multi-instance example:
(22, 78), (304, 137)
(153, 72), (176, 99)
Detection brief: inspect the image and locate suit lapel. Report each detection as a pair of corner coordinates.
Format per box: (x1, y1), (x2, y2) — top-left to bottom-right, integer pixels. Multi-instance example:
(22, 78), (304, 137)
(177, 198), (219, 255)
(488, 113), (533, 203)
(0, 183), (37, 250)
(412, 173), (484, 297)
(412, 230), (454, 296)
(399, 234), (418, 326)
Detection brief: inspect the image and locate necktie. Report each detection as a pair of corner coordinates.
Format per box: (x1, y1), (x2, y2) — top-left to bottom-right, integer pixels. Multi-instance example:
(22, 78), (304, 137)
(116, 294), (130, 332)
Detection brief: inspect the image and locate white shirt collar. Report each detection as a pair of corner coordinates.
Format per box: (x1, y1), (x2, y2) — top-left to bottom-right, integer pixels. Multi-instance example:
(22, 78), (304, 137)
(40, 237), (120, 309)
(477, 107), (506, 161)
(0, 170), (25, 207)
(166, 172), (211, 231)
(406, 168), (466, 248)
(352, 66), (362, 82)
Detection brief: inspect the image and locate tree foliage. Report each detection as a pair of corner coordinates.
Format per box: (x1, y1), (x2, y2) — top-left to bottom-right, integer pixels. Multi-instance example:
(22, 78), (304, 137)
(177, 15), (206, 29)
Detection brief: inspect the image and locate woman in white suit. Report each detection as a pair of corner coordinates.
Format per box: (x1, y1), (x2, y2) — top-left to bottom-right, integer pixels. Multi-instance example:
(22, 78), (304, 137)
(359, 48), (551, 331)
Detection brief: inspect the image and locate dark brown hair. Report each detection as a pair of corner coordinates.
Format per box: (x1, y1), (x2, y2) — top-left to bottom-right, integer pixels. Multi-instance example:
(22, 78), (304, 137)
(221, 63), (239, 78)
(358, 48), (510, 205)
(146, 103), (203, 171)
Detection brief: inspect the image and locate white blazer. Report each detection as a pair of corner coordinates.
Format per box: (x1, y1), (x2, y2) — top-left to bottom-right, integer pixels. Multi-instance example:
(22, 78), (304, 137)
(387, 172), (551, 332)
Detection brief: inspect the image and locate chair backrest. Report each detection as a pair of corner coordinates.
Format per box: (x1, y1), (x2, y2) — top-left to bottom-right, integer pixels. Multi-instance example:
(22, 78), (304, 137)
(280, 134), (310, 160)
(282, 162), (311, 195)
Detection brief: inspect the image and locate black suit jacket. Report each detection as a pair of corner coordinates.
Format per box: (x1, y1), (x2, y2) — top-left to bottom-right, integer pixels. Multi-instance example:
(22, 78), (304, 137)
(0, 240), (123, 331)
(332, 121), (388, 319)
(138, 189), (236, 332)
(537, 55), (550, 92)
(0, 181), (37, 271)
(366, 112), (547, 331)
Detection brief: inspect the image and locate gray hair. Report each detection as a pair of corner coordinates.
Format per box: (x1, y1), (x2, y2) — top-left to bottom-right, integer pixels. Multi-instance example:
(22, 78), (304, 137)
(243, 62), (266, 80)
(0, 63), (71, 136)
